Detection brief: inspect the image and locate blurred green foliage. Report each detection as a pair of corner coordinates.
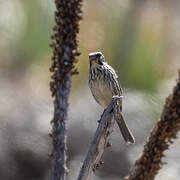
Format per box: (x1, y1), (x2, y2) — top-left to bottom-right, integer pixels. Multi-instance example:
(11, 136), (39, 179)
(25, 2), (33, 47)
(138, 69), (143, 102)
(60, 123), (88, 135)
(0, 0), (175, 92)
(104, 8), (164, 92)
(126, 33), (162, 92)
(3, 0), (54, 65)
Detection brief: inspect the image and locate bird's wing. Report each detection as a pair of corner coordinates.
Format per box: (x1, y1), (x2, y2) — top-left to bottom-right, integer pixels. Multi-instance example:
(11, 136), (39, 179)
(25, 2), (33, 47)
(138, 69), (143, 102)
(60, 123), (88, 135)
(104, 63), (123, 96)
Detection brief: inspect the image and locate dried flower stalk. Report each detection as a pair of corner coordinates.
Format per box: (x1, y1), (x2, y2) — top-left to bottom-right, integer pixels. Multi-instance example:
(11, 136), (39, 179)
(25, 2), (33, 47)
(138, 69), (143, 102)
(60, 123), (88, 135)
(49, 0), (83, 179)
(125, 70), (180, 180)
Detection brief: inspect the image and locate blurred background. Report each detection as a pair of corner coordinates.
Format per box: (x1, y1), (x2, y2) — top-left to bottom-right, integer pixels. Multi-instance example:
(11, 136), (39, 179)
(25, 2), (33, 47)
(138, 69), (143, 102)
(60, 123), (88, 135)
(0, 0), (180, 179)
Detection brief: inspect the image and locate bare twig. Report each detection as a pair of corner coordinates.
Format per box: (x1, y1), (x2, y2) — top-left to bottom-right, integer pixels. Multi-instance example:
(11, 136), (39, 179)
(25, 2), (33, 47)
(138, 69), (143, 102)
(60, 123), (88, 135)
(77, 96), (122, 180)
(125, 70), (180, 180)
(49, 0), (83, 180)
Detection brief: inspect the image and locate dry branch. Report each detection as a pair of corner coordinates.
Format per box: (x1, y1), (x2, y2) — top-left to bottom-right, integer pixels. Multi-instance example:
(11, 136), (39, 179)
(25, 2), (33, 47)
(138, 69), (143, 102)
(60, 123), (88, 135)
(77, 96), (122, 180)
(125, 70), (180, 180)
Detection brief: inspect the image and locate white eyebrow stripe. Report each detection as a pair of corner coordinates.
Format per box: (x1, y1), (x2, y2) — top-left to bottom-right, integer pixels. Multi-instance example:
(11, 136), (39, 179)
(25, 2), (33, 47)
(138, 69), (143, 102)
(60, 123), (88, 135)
(88, 51), (103, 57)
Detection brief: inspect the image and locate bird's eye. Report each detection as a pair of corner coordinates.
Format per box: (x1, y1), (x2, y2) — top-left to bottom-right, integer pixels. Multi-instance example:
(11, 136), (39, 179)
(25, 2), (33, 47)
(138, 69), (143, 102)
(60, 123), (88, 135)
(98, 59), (103, 65)
(96, 54), (101, 58)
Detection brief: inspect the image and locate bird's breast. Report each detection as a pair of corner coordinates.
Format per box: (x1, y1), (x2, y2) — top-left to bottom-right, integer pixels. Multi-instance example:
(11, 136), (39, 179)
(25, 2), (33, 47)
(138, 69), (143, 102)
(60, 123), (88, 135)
(89, 72), (114, 108)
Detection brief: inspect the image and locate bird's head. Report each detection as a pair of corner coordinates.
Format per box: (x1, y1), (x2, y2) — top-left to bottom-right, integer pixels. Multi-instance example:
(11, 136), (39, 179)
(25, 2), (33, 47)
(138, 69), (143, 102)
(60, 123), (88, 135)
(89, 51), (105, 67)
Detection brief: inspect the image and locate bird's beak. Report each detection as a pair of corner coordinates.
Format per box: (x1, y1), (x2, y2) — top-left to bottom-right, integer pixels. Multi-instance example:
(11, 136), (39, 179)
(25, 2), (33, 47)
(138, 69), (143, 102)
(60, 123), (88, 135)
(89, 56), (96, 67)
(90, 57), (96, 62)
(91, 60), (98, 67)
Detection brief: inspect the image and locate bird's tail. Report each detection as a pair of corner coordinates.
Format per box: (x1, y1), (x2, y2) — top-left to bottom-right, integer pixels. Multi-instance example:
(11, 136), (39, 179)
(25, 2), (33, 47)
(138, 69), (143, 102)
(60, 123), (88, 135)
(115, 112), (135, 144)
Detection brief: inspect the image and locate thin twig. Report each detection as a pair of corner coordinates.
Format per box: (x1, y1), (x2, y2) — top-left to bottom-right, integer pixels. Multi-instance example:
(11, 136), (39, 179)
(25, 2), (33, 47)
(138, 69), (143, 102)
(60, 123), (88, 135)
(77, 96), (122, 180)
(125, 70), (180, 180)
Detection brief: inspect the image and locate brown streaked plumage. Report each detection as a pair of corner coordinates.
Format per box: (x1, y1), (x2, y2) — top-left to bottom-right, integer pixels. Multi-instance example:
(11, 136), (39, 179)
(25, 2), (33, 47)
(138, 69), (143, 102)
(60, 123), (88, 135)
(88, 51), (135, 144)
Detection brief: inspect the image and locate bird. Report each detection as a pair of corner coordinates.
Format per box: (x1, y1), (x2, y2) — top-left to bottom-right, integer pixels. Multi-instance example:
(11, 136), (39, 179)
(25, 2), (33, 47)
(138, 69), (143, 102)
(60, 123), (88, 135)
(88, 51), (135, 144)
